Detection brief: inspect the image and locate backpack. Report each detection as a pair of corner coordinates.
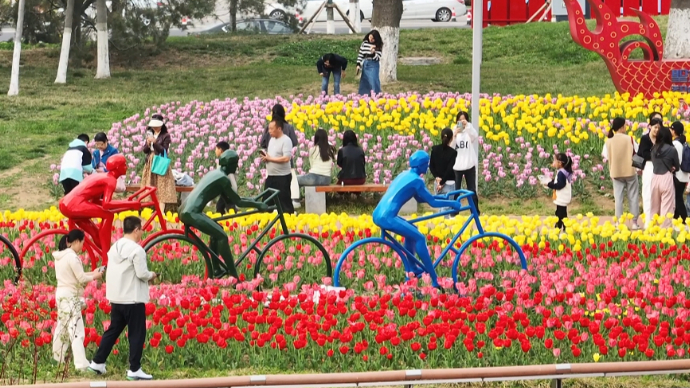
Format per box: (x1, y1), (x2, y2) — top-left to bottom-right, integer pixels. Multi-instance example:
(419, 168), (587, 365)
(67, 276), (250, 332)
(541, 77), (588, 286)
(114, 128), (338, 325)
(681, 143), (690, 173)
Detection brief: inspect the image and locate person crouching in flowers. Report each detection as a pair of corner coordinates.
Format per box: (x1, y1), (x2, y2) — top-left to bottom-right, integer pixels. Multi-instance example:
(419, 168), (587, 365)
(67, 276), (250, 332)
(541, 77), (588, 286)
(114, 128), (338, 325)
(542, 153), (573, 231)
(52, 229), (104, 371)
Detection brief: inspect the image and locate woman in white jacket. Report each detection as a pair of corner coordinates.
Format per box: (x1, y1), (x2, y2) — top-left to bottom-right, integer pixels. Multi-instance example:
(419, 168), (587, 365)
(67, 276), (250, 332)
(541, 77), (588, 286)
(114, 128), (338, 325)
(451, 111), (480, 215)
(52, 229), (104, 370)
(671, 121), (688, 225)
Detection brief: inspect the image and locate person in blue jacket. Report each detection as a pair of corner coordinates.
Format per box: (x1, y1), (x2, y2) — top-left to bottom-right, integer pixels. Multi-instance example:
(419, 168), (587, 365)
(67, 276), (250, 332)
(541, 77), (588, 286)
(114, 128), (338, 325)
(372, 150), (461, 288)
(92, 132), (119, 172)
(59, 134), (94, 196)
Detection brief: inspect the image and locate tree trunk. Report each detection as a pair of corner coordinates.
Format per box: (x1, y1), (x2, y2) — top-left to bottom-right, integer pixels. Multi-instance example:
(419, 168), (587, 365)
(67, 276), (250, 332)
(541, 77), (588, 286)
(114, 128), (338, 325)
(95, 0), (111, 78)
(229, 0), (237, 31)
(7, 0), (25, 96)
(55, 0), (75, 84)
(370, 0), (402, 84)
(665, 0), (690, 59)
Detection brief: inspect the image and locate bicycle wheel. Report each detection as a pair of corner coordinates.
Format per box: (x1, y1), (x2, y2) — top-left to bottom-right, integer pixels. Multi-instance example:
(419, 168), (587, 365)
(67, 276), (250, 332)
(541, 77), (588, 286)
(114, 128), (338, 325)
(144, 234), (214, 283)
(0, 235), (21, 284)
(19, 229), (70, 285)
(253, 233), (332, 291)
(333, 237), (412, 293)
(451, 232), (528, 294)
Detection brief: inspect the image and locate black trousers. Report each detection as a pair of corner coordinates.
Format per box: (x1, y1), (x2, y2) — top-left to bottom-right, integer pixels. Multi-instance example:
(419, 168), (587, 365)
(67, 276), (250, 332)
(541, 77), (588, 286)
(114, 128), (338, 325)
(265, 174), (294, 214)
(674, 177), (688, 223)
(454, 167), (479, 215)
(555, 205), (568, 231)
(215, 197), (238, 214)
(62, 178), (79, 196)
(93, 303), (146, 372)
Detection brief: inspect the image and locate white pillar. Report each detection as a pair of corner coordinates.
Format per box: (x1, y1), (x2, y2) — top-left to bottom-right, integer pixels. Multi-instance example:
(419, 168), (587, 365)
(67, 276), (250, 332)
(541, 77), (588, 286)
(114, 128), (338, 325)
(327, 0), (335, 34)
(471, 0), (482, 193)
(349, 0), (361, 33)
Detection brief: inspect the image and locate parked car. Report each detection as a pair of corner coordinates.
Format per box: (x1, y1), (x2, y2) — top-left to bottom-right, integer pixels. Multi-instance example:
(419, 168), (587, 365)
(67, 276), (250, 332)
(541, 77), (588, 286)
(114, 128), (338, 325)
(274, 0), (466, 23)
(360, 0), (467, 21)
(196, 18), (293, 34)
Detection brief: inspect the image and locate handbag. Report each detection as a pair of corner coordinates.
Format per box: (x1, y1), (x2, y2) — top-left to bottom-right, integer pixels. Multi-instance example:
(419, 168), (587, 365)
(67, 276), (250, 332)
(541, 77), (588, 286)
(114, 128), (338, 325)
(151, 149), (171, 176)
(631, 137), (645, 169)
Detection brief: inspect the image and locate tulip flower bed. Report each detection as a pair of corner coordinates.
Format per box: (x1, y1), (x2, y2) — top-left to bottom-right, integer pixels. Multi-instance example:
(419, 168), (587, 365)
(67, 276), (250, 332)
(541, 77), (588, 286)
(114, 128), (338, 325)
(3, 209), (690, 383)
(47, 92), (690, 200)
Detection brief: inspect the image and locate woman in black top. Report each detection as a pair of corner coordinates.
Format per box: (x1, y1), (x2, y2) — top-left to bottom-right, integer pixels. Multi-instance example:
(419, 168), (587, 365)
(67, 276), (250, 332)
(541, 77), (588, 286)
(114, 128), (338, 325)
(430, 128), (457, 217)
(336, 130), (366, 185)
(430, 128), (457, 193)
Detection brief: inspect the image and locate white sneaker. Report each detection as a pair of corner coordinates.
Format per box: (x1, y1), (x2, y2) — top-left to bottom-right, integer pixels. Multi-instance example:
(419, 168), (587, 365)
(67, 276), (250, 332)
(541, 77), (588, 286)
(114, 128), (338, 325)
(631, 224), (641, 231)
(292, 201), (301, 209)
(127, 369), (153, 380)
(87, 361), (106, 375)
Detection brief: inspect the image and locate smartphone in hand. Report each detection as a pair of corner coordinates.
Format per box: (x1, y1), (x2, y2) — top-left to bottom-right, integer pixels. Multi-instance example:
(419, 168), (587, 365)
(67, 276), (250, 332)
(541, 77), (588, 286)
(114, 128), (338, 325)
(259, 149), (267, 157)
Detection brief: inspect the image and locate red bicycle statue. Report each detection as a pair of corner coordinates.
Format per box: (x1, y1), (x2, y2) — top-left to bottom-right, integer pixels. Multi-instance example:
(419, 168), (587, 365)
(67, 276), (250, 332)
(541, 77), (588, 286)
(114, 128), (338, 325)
(14, 155), (183, 281)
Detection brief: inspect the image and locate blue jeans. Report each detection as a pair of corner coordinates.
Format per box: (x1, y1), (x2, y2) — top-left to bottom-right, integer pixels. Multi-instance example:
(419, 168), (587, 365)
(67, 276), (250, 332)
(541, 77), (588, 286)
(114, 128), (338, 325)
(434, 181), (456, 218)
(358, 60), (381, 96)
(298, 173), (331, 186)
(321, 70), (341, 95)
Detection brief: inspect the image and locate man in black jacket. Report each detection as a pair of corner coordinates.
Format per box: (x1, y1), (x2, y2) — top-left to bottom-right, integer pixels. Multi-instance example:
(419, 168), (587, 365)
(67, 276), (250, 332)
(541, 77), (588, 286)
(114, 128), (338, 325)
(316, 53), (348, 96)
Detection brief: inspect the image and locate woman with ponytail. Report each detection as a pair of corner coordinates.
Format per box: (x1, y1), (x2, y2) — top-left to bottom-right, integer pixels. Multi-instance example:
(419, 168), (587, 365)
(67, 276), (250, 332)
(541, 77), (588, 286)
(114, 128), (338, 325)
(430, 128), (457, 217)
(603, 117), (641, 230)
(52, 230), (104, 371)
(542, 153), (573, 231)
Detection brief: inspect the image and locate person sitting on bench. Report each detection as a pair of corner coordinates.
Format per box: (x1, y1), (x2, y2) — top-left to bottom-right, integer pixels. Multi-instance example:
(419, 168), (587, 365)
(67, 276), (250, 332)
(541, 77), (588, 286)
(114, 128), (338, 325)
(178, 150), (267, 279)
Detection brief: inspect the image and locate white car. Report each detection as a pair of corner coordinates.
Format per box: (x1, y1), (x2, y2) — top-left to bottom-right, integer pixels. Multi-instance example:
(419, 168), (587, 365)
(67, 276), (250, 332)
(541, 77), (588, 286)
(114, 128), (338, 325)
(362, 0), (467, 21)
(268, 0), (466, 23)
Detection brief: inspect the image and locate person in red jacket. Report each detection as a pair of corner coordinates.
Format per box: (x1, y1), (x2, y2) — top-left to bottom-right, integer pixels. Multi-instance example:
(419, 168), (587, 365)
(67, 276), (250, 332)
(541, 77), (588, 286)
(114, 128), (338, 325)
(59, 154), (142, 267)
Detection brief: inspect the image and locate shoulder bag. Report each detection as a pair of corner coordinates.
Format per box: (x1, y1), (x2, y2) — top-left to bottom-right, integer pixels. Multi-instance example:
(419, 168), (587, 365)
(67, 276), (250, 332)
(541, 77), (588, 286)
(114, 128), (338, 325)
(631, 137), (645, 170)
(151, 149), (171, 176)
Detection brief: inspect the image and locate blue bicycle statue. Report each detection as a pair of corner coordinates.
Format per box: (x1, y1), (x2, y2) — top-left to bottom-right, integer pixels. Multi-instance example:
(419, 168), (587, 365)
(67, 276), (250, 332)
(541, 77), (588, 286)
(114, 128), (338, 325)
(333, 150), (528, 292)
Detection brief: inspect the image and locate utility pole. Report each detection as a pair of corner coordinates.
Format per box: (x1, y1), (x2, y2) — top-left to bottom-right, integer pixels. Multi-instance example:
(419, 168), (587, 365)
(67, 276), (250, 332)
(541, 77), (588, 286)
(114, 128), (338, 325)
(471, 0), (483, 193)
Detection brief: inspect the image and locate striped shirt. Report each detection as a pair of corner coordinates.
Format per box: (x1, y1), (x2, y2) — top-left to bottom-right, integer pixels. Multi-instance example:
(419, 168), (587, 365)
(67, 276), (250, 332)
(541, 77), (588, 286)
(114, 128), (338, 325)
(357, 41), (382, 66)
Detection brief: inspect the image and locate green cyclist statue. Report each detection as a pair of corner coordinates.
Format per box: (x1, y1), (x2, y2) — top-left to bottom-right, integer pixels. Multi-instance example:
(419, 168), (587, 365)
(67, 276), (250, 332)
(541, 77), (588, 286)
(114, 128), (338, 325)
(179, 150), (267, 279)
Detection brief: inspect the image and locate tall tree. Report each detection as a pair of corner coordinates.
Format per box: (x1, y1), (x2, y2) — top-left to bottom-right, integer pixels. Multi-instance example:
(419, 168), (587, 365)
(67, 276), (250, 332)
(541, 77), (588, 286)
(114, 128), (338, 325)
(7, 0), (25, 96)
(95, 0), (110, 78)
(55, 0), (76, 84)
(370, 0), (402, 84)
(664, 0), (690, 59)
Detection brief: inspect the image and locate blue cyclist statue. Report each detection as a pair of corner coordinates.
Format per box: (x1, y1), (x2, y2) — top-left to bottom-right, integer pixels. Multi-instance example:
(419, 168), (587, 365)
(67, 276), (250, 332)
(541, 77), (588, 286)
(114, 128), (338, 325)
(372, 150), (462, 288)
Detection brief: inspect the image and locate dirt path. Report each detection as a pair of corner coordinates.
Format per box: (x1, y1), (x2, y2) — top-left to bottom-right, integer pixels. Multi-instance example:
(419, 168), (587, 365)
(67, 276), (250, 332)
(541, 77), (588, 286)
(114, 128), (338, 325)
(0, 156), (54, 210)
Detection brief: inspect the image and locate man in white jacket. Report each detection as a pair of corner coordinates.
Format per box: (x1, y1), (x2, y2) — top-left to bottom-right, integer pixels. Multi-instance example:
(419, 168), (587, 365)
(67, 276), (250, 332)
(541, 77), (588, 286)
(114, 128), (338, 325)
(88, 216), (157, 380)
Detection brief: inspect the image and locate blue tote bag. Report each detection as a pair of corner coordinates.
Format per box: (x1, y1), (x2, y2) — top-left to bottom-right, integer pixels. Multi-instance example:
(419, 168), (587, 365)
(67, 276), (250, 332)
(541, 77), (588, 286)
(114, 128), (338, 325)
(151, 149), (171, 176)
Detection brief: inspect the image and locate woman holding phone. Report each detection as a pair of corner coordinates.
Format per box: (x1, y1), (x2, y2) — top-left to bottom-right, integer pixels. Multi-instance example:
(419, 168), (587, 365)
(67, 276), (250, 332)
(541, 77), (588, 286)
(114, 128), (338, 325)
(52, 229), (104, 371)
(356, 30), (383, 96)
(140, 114), (176, 210)
(451, 111), (480, 215)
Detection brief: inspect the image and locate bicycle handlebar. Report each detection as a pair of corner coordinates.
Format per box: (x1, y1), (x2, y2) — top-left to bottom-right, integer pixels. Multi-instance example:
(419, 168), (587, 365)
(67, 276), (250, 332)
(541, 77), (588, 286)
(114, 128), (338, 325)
(434, 189), (475, 201)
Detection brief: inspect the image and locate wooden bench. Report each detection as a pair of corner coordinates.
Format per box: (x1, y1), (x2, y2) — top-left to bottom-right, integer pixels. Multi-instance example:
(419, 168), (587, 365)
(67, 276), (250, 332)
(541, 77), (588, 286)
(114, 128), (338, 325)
(305, 184), (418, 215)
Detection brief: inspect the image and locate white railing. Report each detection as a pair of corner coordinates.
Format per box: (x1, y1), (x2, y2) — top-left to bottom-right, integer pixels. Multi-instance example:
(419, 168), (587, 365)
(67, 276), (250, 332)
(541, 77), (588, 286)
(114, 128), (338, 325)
(4, 359), (690, 388)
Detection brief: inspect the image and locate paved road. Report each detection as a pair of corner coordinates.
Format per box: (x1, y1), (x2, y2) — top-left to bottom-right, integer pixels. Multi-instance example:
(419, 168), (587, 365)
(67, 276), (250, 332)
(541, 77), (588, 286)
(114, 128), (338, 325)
(1, 17), (468, 42)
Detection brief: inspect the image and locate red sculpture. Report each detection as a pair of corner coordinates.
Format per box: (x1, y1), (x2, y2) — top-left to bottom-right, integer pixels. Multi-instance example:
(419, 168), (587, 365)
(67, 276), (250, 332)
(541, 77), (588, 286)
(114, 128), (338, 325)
(58, 154), (142, 266)
(565, 0), (690, 99)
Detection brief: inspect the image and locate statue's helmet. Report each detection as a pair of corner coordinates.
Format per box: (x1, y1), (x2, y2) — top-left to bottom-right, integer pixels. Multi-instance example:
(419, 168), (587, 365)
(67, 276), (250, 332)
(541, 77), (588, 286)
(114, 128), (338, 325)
(106, 154), (127, 178)
(409, 150), (430, 174)
(219, 149), (239, 175)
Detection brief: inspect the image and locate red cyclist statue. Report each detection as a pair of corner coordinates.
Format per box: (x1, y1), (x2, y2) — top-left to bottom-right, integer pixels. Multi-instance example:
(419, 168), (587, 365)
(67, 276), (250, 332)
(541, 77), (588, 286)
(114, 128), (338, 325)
(59, 154), (142, 267)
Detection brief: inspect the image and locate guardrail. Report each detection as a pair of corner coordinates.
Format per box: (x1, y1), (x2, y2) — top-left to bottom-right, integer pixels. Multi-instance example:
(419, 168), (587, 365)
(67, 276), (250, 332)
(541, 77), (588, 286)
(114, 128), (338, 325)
(5, 359), (690, 388)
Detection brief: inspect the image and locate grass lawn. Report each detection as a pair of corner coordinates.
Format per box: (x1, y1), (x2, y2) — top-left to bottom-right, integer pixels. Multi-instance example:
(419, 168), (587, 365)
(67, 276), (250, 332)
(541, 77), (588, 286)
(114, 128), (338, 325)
(0, 17), (667, 212)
